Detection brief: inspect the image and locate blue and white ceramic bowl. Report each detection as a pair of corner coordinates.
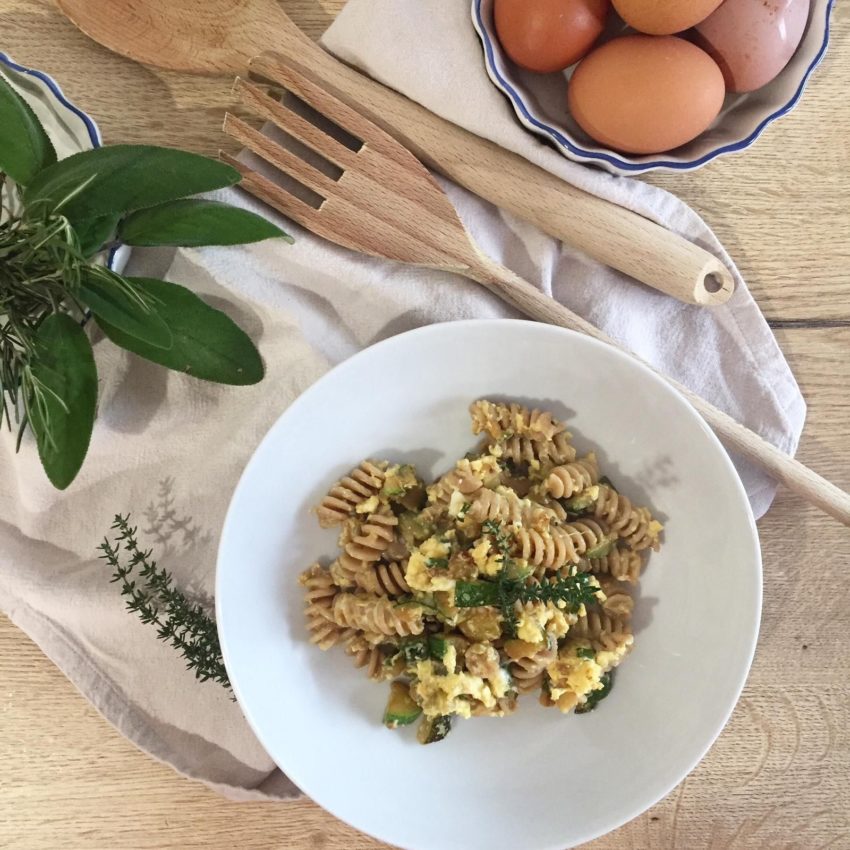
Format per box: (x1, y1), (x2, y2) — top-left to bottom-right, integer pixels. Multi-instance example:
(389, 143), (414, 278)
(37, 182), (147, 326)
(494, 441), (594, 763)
(472, 0), (834, 175)
(0, 53), (128, 270)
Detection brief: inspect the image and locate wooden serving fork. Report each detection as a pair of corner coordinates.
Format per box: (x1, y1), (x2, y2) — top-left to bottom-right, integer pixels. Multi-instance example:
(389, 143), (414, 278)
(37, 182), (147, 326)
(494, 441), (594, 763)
(222, 53), (850, 526)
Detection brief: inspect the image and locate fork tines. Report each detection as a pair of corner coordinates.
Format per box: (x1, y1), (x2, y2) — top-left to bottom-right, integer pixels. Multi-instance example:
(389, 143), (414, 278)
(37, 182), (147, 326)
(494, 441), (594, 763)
(222, 53), (472, 267)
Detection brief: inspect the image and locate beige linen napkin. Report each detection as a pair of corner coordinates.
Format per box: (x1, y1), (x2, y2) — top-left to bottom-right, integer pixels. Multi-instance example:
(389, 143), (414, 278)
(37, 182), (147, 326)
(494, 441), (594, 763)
(0, 0), (804, 800)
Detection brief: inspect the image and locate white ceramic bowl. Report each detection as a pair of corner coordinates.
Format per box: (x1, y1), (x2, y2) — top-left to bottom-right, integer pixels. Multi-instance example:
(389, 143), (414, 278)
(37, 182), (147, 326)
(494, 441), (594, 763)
(217, 320), (761, 850)
(472, 0), (834, 175)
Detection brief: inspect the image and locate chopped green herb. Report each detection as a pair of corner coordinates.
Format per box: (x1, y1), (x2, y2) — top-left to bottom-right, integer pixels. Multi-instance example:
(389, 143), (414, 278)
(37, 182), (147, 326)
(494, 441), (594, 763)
(576, 647), (596, 660)
(426, 557), (449, 569)
(456, 571), (599, 622)
(482, 519), (502, 537)
(575, 672), (614, 714)
(458, 501), (472, 519)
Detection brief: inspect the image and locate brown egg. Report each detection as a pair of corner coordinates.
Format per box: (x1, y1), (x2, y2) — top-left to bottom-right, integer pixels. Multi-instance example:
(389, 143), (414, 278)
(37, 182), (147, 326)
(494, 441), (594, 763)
(567, 36), (726, 154)
(612, 0), (724, 34)
(495, 0), (611, 74)
(695, 0), (811, 93)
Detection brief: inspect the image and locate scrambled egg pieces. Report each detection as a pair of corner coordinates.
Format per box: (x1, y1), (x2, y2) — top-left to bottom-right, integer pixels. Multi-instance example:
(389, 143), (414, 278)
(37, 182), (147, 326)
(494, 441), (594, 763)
(547, 639), (632, 712)
(516, 604), (572, 642)
(405, 536), (455, 592)
(468, 537), (504, 577)
(547, 654), (603, 705)
(355, 494), (380, 514)
(412, 645), (510, 719)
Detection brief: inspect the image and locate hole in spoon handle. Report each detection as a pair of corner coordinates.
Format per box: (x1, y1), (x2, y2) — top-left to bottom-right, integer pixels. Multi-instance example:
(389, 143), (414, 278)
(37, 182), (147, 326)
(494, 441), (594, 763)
(695, 263), (735, 306)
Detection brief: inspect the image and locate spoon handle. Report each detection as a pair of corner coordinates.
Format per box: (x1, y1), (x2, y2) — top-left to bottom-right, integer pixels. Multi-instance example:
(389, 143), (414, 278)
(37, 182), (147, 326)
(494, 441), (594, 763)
(251, 50), (734, 307)
(465, 252), (850, 525)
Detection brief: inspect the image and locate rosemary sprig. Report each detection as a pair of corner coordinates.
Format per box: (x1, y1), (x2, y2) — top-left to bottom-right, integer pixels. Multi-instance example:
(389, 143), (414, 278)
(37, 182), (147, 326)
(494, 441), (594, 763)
(98, 514), (230, 689)
(0, 190), (85, 441)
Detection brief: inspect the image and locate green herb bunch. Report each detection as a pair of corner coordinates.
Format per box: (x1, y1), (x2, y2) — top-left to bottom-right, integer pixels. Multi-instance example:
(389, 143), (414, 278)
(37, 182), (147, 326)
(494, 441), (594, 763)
(0, 75), (291, 489)
(455, 519), (600, 636)
(98, 514), (229, 689)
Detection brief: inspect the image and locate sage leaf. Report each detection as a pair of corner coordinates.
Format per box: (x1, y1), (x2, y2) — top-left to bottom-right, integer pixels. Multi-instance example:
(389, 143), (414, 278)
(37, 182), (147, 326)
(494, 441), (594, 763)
(79, 269), (173, 349)
(98, 277), (263, 385)
(74, 213), (120, 258)
(119, 199), (291, 247)
(28, 313), (97, 490)
(23, 145), (240, 226)
(0, 73), (57, 183)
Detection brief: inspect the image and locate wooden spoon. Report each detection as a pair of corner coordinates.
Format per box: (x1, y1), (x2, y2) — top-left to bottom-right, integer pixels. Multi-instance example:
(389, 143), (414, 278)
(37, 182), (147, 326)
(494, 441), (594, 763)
(56, 0), (301, 75)
(57, 0), (736, 306)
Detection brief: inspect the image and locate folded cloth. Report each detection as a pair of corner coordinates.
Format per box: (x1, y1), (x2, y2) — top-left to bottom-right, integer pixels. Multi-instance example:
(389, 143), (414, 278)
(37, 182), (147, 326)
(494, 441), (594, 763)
(0, 0), (804, 801)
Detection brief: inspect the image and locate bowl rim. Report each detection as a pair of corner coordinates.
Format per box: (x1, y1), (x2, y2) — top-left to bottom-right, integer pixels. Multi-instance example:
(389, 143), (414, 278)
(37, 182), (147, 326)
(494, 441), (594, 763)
(0, 52), (126, 271)
(216, 318), (763, 850)
(0, 51), (103, 149)
(471, 0), (835, 174)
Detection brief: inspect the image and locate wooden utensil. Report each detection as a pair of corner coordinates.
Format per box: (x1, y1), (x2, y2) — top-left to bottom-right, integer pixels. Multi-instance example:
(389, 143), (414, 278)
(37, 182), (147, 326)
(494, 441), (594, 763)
(222, 54), (850, 526)
(56, 0), (735, 307)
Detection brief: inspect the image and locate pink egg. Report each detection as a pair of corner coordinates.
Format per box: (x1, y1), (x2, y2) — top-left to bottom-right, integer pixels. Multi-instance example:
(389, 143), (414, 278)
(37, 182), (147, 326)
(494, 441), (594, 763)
(695, 0), (810, 93)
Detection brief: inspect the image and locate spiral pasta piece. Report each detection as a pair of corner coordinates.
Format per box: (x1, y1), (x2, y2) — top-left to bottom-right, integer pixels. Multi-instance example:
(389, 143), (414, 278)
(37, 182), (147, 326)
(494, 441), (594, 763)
(354, 560), (411, 597)
(344, 510), (398, 564)
(469, 695), (518, 717)
(427, 458), (487, 505)
(546, 454), (599, 499)
(316, 461), (386, 527)
(496, 431), (577, 468)
(571, 611), (633, 653)
(328, 553), (362, 589)
(470, 400), (566, 442)
(468, 487), (558, 527)
(536, 496), (568, 523)
(300, 564), (354, 649)
(578, 547), (644, 584)
(624, 507), (663, 552)
(505, 638), (558, 694)
(593, 484), (640, 536)
(513, 519), (609, 569)
(344, 634), (397, 680)
(596, 575), (635, 617)
(332, 592), (425, 637)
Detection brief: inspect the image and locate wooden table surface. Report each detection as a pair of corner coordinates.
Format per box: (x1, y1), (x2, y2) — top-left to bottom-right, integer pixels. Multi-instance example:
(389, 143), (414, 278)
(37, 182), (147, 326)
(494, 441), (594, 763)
(1, 2), (849, 848)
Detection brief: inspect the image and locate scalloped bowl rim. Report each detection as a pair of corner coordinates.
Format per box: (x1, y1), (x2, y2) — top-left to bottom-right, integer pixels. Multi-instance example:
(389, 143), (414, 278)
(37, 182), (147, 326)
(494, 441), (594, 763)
(471, 0), (835, 174)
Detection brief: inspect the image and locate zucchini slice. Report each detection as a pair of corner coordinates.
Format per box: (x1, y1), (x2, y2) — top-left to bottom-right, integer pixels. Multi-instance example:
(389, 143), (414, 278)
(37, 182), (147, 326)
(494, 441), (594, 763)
(383, 681), (422, 729)
(417, 714), (452, 744)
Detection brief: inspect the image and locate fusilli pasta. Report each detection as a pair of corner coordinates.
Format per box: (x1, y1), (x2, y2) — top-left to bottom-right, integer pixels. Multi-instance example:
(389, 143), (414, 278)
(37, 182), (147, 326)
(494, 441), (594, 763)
(316, 460), (386, 527)
(546, 454), (599, 499)
(300, 400), (664, 744)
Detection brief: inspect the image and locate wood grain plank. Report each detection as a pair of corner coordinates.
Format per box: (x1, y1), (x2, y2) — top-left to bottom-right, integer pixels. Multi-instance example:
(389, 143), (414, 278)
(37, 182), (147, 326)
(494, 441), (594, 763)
(0, 1), (849, 848)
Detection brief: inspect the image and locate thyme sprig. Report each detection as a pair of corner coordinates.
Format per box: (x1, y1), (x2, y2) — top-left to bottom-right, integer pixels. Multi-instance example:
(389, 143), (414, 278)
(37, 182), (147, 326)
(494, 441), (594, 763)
(456, 519), (599, 636)
(98, 514), (229, 689)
